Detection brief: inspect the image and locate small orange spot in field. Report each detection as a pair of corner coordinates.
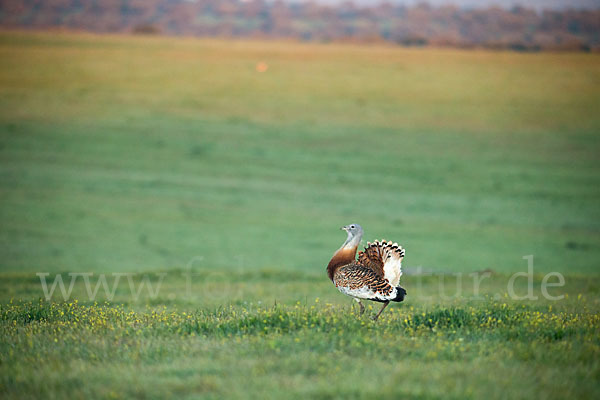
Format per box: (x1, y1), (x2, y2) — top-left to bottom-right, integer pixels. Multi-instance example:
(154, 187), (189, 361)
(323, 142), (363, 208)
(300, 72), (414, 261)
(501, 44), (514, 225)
(256, 62), (268, 72)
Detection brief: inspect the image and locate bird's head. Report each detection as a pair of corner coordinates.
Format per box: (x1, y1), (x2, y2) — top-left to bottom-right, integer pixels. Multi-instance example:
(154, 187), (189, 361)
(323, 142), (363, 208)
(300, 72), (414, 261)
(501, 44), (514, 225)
(341, 223), (363, 237)
(340, 223), (363, 249)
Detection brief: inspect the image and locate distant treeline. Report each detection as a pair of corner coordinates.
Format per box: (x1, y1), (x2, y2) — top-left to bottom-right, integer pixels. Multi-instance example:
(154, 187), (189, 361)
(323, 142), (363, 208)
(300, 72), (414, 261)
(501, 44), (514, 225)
(1, 0), (599, 51)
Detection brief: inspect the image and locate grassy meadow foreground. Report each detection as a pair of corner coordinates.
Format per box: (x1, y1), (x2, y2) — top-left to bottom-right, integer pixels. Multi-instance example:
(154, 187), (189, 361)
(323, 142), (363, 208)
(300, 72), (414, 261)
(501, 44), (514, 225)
(0, 31), (599, 399)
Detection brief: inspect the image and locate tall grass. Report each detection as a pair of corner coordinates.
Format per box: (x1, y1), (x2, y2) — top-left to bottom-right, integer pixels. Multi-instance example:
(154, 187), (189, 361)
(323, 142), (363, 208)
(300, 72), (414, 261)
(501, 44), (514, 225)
(1, 299), (599, 399)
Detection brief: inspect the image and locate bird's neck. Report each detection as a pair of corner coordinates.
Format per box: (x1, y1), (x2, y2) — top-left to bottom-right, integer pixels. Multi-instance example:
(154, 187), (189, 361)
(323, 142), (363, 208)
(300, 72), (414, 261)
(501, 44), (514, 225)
(341, 233), (361, 250)
(326, 236), (360, 281)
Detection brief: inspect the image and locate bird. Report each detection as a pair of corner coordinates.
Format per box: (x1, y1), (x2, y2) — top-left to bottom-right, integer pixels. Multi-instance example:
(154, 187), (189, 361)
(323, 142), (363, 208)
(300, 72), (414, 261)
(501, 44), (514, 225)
(326, 223), (406, 321)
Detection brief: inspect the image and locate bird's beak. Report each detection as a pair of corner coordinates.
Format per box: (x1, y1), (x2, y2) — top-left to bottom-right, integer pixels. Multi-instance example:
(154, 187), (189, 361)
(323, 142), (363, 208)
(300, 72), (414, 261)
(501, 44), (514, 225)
(340, 226), (348, 231)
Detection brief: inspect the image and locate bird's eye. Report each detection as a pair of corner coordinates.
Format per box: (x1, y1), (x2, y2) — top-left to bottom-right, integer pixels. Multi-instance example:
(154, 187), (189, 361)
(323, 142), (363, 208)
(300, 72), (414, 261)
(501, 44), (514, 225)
(351, 225), (355, 229)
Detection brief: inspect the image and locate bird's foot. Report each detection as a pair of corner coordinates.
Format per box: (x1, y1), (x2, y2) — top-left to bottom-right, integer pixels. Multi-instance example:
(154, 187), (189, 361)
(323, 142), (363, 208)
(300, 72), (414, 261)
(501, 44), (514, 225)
(354, 299), (365, 316)
(371, 301), (390, 321)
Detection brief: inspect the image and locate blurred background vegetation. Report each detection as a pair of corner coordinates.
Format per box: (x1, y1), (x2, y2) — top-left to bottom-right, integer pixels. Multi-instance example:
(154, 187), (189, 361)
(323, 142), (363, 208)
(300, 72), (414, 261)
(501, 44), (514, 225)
(1, 0), (599, 51)
(0, 31), (598, 277)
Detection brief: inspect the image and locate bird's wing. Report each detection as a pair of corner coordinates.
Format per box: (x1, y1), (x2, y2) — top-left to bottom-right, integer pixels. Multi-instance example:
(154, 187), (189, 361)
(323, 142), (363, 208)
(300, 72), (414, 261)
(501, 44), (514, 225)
(357, 240), (405, 287)
(334, 262), (396, 300)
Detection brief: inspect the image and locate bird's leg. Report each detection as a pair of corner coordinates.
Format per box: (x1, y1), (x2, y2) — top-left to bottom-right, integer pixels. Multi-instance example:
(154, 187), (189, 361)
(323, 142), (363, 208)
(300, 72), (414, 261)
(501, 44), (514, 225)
(354, 298), (365, 316)
(372, 301), (390, 321)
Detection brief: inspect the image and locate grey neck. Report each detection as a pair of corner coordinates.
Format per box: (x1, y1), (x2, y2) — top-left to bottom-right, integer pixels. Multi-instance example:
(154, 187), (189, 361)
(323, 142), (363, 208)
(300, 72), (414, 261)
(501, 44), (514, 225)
(341, 232), (362, 250)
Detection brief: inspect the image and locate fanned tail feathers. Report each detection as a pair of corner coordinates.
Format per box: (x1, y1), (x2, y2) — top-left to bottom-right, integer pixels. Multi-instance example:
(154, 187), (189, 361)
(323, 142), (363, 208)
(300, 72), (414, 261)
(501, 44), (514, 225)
(358, 240), (405, 287)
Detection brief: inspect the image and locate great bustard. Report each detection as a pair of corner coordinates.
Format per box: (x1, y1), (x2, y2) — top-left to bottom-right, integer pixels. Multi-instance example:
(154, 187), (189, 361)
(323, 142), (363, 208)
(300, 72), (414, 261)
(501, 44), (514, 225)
(327, 224), (406, 321)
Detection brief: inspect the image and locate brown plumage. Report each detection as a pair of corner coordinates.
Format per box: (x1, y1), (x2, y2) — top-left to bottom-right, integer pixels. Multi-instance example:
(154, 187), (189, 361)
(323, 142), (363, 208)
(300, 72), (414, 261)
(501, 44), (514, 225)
(327, 247), (357, 282)
(327, 224), (406, 320)
(358, 240), (406, 280)
(334, 263), (395, 296)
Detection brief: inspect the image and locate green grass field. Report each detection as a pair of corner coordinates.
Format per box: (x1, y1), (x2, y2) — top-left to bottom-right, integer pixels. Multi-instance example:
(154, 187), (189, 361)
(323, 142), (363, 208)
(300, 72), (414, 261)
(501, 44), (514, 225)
(0, 31), (599, 399)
